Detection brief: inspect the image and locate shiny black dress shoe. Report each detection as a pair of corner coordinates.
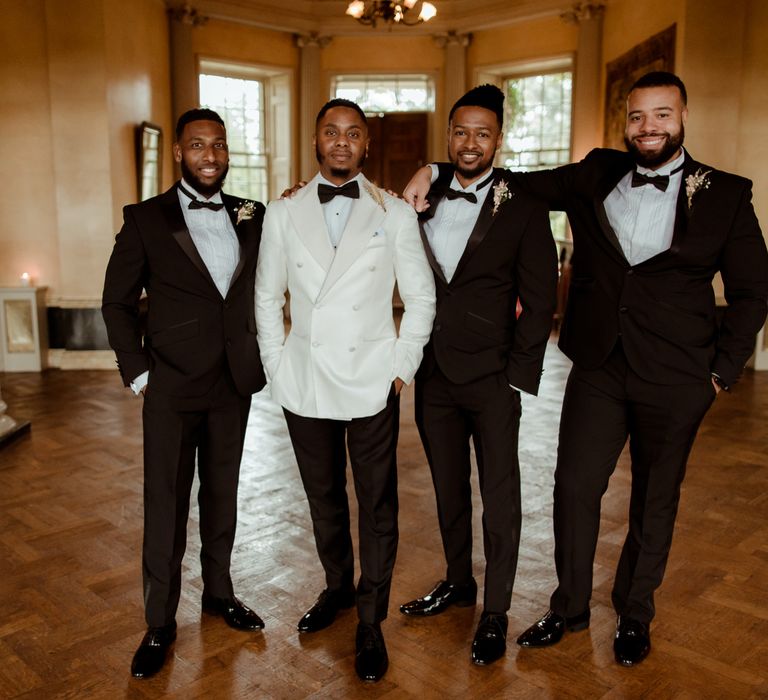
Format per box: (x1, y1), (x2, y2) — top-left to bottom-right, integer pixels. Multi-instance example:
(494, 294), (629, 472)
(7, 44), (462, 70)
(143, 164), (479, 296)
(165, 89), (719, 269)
(614, 616), (651, 666)
(399, 579), (477, 616)
(297, 588), (356, 632)
(471, 612), (508, 665)
(355, 622), (388, 682)
(130, 623), (176, 678)
(516, 608), (590, 647)
(202, 592), (265, 631)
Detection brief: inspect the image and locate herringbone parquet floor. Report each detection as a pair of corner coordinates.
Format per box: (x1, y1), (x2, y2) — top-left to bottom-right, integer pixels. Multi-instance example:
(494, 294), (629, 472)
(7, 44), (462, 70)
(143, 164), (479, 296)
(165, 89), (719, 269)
(1, 343), (766, 698)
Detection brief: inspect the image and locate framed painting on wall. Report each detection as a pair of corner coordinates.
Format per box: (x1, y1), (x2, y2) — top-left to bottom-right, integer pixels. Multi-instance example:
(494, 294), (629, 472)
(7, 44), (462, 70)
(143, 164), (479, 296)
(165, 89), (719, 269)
(603, 25), (676, 149)
(136, 122), (163, 202)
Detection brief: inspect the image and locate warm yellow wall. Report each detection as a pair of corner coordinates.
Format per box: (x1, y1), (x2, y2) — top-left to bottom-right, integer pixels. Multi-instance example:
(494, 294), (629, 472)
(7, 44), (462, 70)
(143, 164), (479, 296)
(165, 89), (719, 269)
(192, 18), (298, 68)
(0, 0), (60, 292)
(467, 16), (579, 76)
(105, 0), (173, 229)
(0, 0), (172, 304)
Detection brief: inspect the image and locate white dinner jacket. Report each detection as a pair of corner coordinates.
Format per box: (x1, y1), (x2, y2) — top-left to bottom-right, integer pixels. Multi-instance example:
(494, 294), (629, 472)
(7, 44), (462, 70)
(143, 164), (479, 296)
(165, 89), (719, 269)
(255, 173), (436, 419)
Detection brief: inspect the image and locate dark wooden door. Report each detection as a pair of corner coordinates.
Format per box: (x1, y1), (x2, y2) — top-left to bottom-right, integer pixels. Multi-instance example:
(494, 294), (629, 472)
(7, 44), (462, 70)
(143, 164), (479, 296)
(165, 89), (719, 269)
(364, 112), (428, 194)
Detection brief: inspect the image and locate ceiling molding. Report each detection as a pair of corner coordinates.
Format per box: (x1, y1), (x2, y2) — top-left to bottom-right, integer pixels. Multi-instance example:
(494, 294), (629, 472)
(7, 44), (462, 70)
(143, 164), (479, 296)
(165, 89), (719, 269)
(187, 0), (569, 36)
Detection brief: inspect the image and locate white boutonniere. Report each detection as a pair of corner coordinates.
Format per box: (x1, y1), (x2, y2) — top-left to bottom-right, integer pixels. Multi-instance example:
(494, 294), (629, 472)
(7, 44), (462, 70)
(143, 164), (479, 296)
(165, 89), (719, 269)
(685, 168), (712, 209)
(364, 182), (387, 212)
(492, 181), (513, 215)
(235, 200), (256, 224)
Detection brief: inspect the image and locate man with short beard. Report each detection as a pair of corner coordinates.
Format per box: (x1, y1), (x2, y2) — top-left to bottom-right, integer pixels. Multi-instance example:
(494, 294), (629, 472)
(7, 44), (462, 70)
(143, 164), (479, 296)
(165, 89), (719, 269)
(403, 72), (768, 666)
(255, 98), (435, 682)
(103, 108), (267, 679)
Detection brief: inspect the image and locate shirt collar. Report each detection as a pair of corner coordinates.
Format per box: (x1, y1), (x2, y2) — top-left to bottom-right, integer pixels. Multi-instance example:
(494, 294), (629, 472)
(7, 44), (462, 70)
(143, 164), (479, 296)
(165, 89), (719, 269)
(636, 148), (686, 177)
(317, 171), (364, 189)
(449, 167), (494, 193)
(179, 178), (224, 204)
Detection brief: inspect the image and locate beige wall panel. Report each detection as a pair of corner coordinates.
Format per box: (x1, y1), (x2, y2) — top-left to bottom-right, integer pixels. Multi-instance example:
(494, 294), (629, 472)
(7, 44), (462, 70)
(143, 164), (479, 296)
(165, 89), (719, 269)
(0, 0), (60, 292)
(192, 19), (299, 67)
(467, 16), (578, 74)
(104, 0), (173, 233)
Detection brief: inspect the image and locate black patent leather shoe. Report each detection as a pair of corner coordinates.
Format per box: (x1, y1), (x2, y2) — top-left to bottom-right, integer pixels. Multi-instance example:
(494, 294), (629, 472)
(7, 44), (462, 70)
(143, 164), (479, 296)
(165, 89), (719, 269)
(130, 623), (176, 678)
(614, 616), (651, 666)
(297, 588), (356, 633)
(355, 622), (388, 682)
(516, 609), (590, 647)
(399, 579), (477, 617)
(471, 612), (508, 665)
(202, 592), (265, 631)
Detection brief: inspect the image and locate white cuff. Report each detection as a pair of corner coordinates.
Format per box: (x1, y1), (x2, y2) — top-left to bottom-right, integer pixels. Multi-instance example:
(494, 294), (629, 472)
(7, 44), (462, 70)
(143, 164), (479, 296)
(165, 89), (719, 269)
(130, 371), (149, 395)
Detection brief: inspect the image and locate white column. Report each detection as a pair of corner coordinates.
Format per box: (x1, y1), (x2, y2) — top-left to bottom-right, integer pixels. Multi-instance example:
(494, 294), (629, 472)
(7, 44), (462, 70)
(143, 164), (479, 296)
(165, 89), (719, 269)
(296, 33), (332, 181)
(168, 4), (207, 131)
(433, 32), (472, 160)
(561, 3), (605, 160)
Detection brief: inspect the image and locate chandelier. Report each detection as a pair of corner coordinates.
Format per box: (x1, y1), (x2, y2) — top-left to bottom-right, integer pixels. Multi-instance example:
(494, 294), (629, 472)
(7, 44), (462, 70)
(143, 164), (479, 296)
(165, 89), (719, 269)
(346, 0), (437, 28)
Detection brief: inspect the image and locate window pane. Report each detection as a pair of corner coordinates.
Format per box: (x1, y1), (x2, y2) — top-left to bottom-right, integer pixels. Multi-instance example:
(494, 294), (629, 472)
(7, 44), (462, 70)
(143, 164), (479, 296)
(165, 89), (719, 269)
(500, 71), (573, 245)
(332, 75), (434, 113)
(199, 73), (268, 203)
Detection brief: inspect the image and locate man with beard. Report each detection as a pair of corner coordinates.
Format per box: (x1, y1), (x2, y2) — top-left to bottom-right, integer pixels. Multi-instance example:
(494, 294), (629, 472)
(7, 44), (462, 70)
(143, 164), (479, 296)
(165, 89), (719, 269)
(103, 108), (267, 679)
(403, 72), (768, 666)
(397, 85), (557, 666)
(255, 98), (435, 682)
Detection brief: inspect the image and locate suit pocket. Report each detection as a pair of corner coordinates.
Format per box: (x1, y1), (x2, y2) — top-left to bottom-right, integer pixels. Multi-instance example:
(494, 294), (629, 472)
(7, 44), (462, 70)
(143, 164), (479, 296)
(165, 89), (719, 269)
(149, 319), (199, 347)
(464, 311), (507, 342)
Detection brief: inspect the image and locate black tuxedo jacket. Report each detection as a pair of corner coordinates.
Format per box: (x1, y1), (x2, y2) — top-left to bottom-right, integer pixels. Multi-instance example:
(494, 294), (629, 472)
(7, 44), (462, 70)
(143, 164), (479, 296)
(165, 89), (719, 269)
(484, 149), (768, 387)
(417, 168), (558, 395)
(102, 184), (267, 398)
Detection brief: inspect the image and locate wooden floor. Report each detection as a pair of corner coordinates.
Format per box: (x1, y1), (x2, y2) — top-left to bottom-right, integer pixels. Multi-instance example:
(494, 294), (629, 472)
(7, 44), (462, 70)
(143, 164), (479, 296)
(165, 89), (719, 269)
(1, 343), (767, 699)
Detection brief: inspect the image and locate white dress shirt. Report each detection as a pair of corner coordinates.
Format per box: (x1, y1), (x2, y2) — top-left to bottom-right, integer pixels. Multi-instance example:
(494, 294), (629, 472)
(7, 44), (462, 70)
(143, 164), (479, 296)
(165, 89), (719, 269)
(604, 149), (685, 265)
(423, 168), (494, 282)
(317, 172), (365, 249)
(130, 180), (240, 394)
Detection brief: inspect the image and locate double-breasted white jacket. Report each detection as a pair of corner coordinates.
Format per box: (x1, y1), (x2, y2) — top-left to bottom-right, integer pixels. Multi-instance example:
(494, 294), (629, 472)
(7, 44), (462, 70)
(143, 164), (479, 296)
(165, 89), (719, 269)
(255, 174), (436, 419)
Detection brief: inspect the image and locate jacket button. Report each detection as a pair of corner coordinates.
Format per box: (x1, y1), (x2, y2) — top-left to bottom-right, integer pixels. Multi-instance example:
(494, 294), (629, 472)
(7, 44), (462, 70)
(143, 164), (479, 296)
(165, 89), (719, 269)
(353, 304), (360, 311)
(619, 306), (628, 313)
(297, 262), (303, 268)
(434, 324), (442, 332)
(226, 338), (232, 347)
(348, 346), (356, 352)
(368, 265), (376, 271)
(627, 269), (634, 276)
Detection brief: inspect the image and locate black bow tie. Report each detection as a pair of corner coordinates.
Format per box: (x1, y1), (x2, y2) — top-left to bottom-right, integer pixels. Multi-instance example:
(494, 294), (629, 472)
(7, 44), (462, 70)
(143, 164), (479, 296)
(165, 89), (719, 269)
(318, 181), (360, 203)
(445, 189), (477, 203)
(631, 171), (670, 192)
(444, 173), (494, 204)
(631, 164), (683, 193)
(178, 182), (224, 210)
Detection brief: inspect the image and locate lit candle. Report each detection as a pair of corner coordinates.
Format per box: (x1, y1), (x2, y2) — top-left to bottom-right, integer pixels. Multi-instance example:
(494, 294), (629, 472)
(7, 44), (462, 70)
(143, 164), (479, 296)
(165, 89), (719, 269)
(20, 272), (31, 286)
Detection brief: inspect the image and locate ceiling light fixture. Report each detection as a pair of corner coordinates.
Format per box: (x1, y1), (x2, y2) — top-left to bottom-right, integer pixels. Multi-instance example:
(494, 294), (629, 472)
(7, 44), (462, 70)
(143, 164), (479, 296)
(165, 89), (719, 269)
(346, 0), (437, 28)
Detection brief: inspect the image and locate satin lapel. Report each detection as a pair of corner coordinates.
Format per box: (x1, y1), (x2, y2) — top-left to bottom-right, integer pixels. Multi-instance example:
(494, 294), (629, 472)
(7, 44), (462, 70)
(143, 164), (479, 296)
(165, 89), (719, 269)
(450, 175), (497, 282)
(669, 154), (698, 250)
(161, 185), (219, 290)
(222, 192), (248, 289)
(417, 184), (448, 285)
(316, 178), (385, 302)
(592, 165), (631, 260)
(418, 219), (447, 285)
(286, 174), (335, 273)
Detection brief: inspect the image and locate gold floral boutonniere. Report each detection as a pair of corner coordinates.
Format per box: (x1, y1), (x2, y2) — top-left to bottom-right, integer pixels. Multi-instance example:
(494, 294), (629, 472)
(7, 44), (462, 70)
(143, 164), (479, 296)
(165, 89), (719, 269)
(235, 200), (256, 224)
(364, 182), (387, 212)
(492, 181), (513, 215)
(685, 168), (712, 209)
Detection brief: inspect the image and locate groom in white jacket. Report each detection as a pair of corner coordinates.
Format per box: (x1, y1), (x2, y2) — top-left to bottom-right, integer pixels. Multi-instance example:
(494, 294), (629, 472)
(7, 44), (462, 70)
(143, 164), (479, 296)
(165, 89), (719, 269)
(255, 98), (435, 682)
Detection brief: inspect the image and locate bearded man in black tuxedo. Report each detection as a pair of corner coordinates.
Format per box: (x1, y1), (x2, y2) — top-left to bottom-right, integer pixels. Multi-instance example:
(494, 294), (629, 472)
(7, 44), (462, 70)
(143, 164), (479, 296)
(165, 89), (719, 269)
(398, 85), (557, 666)
(404, 72), (768, 666)
(102, 108), (267, 679)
